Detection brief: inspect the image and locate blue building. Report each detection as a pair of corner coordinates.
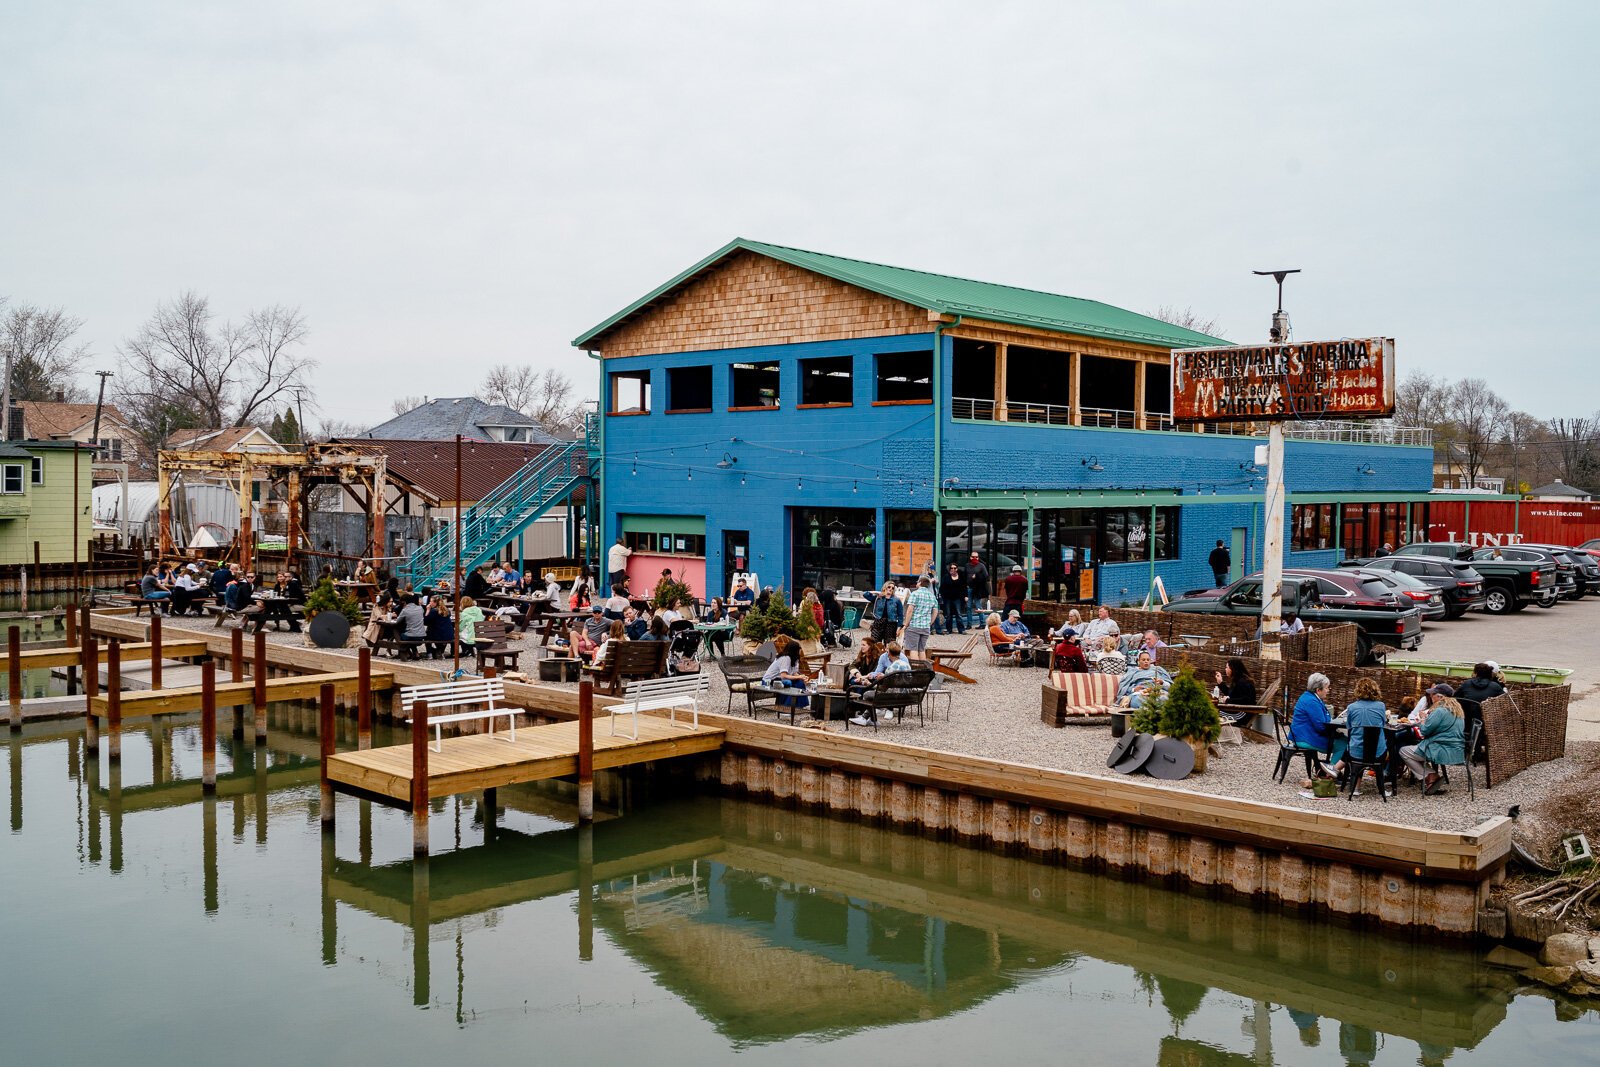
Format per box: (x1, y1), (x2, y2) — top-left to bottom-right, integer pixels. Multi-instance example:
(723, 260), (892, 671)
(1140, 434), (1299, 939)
(575, 239), (1451, 605)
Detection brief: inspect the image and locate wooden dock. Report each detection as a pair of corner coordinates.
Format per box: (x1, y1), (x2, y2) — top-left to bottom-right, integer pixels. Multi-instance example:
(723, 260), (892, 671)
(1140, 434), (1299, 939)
(87, 670), (393, 719)
(325, 716), (724, 804)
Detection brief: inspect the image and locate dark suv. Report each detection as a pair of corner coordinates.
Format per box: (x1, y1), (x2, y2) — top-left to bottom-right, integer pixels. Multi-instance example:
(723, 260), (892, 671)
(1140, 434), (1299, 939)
(1354, 556), (1486, 619)
(1470, 546), (1577, 602)
(1519, 543), (1599, 598)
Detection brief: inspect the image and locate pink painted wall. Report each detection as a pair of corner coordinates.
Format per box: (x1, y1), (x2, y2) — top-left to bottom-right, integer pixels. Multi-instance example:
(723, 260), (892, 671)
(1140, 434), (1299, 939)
(626, 554), (705, 600)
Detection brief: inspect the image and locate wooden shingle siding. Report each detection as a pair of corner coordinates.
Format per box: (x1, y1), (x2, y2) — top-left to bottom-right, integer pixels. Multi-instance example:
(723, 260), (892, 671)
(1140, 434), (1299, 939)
(597, 252), (929, 358)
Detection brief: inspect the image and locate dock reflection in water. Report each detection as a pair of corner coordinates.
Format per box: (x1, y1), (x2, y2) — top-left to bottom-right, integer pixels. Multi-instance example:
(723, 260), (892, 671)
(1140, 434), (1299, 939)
(4, 708), (1592, 1064)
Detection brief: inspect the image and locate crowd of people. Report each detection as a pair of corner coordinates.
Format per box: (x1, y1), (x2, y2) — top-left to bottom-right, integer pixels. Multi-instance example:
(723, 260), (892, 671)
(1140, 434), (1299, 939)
(138, 561), (304, 621)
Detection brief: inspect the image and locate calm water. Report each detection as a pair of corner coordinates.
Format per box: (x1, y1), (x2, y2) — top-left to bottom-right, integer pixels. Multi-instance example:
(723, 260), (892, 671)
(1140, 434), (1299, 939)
(2, 709), (1595, 1066)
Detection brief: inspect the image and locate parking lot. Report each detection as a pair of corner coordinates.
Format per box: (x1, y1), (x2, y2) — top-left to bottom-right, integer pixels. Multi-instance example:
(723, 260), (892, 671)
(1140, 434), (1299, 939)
(1385, 593), (1600, 742)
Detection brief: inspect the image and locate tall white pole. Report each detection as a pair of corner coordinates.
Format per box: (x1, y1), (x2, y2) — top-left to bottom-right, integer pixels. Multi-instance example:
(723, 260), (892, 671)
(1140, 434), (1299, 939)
(1260, 421), (1286, 660)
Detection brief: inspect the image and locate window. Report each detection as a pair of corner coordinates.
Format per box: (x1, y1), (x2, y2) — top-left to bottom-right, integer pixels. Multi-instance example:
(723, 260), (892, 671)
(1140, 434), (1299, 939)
(799, 356), (852, 406)
(950, 339), (996, 419)
(623, 531), (705, 556)
(29, 457), (43, 485)
(729, 361), (780, 409)
(875, 350), (931, 404)
(792, 507), (876, 593)
(1099, 507), (1180, 563)
(1, 464), (23, 494)
(608, 369), (651, 414)
(666, 365), (712, 412)
(1291, 504), (1335, 551)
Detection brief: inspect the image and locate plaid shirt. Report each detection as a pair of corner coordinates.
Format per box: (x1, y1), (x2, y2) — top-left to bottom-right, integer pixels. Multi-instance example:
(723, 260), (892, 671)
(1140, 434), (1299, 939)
(906, 586), (939, 629)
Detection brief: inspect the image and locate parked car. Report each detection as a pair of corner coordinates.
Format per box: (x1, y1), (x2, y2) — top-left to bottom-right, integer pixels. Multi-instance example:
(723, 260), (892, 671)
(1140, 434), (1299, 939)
(1347, 555), (1487, 619)
(1163, 570), (1423, 663)
(1518, 543), (1600, 598)
(1469, 547), (1567, 608)
(1359, 568), (1447, 621)
(1391, 542), (1472, 562)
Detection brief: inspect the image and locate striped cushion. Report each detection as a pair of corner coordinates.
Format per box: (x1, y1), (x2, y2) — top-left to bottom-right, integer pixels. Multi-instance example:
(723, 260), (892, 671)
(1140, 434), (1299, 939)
(1047, 671), (1119, 710)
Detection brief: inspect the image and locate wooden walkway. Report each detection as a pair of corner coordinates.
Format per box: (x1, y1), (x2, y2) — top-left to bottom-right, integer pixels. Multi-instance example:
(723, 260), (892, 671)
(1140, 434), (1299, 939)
(325, 717), (725, 804)
(87, 670), (394, 719)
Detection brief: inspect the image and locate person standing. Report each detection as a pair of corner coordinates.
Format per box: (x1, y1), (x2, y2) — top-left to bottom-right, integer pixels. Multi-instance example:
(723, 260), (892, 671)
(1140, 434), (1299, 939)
(607, 536), (632, 591)
(903, 576), (939, 656)
(937, 563), (968, 635)
(966, 552), (990, 611)
(1001, 564), (1029, 614)
(1208, 539), (1231, 587)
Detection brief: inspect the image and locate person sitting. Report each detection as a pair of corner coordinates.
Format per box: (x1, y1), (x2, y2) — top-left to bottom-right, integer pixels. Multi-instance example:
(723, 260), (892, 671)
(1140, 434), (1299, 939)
(171, 565), (205, 615)
(456, 596), (489, 659)
(1135, 629), (1167, 656)
(363, 601), (398, 646)
(376, 576), (401, 608)
(424, 596), (454, 658)
(583, 604), (610, 645)
(986, 612), (1021, 662)
(1052, 630), (1088, 673)
(851, 640), (909, 725)
(1212, 658), (1258, 724)
(999, 609), (1030, 640)
(603, 584), (630, 621)
(139, 566), (172, 614)
(730, 577), (755, 608)
(623, 607), (649, 641)
(660, 599), (686, 626)
(210, 564), (234, 607)
(1333, 677), (1389, 791)
(499, 562), (521, 589)
(1279, 612), (1305, 635)
(1289, 673), (1340, 779)
(1116, 651), (1172, 708)
(1077, 605), (1120, 651)
(1092, 635), (1127, 676)
(487, 562), (506, 587)
(1050, 609), (1085, 640)
(396, 594), (427, 653)
(463, 565), (491, 601)
(641, 616), (671, 642)
(543, 572), (562, 601)
(282, 570), (305, 603)
(224, 570), (256, 615)
(847, 638), (883, 696)
(761, 634), (810, 715)
(567, 623), (599, 661)
(593, 619), (627, 665)
(1452, 661), (1504, 759)
(1400, 684), (1466, 795)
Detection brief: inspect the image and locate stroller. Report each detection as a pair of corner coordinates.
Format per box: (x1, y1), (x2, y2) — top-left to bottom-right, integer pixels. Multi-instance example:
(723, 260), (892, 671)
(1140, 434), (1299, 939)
(667, 620), (702, 674)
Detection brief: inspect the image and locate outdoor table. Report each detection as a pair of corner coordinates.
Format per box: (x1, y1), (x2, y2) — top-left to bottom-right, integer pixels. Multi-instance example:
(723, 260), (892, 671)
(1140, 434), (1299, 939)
(536, 610), (590, 647)
(250, 594), (302, 633)
(811, 688), (850, 722)
(695, 621), (736, 658)
(1331, 718), (1418, 784)
(335, 580), (376, 604)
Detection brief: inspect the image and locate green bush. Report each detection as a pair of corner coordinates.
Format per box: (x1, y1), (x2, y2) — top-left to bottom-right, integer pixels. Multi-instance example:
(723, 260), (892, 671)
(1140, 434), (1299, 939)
(1157, 667), (1222, 745)
(1130, 689), (1165, 735)
(304, 577), (361, 626)
(651, 575), (694, 612)
(736, 586), (821, 643)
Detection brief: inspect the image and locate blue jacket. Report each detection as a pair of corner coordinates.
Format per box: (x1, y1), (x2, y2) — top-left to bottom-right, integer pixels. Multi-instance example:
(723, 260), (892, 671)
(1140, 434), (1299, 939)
(1343, 699), (1388, 760)
(1289, 690), (1333, 751)
(1414, 704), (1466, 765)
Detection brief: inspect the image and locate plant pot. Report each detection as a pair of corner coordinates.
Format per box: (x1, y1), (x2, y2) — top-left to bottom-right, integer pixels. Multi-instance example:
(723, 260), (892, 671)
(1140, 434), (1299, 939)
(1186, 737), (1209, 774)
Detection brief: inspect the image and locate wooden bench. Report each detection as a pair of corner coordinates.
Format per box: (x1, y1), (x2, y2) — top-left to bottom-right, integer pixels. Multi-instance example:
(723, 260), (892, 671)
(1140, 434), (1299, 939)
(370, 632), (425, 660)
(612, 673), (712, 738)
(401, 678), (513, 752)
(206, 604), (246, 628)
(928, 632), (980, 683)
(1040, 671), (1119, 727)
(118, 594), (166, 617)
(582, 640), (669, 695)
(472, 619), (521, 674)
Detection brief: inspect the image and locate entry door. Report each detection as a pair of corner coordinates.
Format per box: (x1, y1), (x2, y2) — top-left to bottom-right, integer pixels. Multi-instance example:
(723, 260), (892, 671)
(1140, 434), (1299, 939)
(1230, 527), (1247, 581)
(723, 530), (749, 598)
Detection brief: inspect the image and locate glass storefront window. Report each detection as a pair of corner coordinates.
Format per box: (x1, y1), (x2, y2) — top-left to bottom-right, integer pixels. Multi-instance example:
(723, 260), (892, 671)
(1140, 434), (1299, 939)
(792, 508), (876, 594)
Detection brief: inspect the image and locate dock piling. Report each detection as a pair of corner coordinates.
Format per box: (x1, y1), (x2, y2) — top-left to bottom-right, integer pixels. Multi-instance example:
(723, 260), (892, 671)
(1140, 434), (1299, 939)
(148, 615), (162, 690)
(106, 640), (122, 761)
(83, 636), (99, 752)
(577, 678), (594, 823)
(252, 630), (267, 743)
(201, 659), (217, 792)
(64, 606), (76, 646)
(411, 698), (429, 854)
(357, 647), (372, 750)
(230, 627), (244, 684)
(8, 626), (21, 731)
(320, 682), (335, 829)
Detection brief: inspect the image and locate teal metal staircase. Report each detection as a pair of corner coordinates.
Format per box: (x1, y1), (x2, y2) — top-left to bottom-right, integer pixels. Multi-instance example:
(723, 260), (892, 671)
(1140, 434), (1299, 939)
(403, 440), (589, 588)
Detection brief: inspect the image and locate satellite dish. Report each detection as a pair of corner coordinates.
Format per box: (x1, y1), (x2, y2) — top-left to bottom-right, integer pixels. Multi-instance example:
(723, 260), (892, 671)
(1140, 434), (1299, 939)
(309, 611), (351, 648)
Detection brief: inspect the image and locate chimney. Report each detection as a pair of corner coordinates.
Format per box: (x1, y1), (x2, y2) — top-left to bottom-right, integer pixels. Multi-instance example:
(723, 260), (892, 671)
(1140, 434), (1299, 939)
(54, 389), (65, 402)
(1555, 479), (1564, 485)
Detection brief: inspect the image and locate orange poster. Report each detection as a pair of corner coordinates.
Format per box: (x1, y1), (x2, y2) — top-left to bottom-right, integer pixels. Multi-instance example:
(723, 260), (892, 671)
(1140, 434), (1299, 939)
(910, 541), (934, 575)
(1078, 568), (1095, 601)
(888, 541), (912, 575)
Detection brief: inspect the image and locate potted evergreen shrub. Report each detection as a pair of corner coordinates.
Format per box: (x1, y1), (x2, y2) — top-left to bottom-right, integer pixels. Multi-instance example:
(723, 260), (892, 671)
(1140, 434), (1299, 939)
(651, 575), (694, 612)
(303, 577), (361, 647)
(1156, 667), (1223, 772)
(736, 587), (821, 652)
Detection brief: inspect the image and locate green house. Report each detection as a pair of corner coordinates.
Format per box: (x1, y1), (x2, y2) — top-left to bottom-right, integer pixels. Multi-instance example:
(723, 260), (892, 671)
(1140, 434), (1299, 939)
(0, 441), (94, 566)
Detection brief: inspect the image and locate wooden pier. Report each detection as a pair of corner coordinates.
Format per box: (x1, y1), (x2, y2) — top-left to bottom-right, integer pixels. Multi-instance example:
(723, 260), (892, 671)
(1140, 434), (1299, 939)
(325, 716), (724, 804)
(86, 669), (392, 719)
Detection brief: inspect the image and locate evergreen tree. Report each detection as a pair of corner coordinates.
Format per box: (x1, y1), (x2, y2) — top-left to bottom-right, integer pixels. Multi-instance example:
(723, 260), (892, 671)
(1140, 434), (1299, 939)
(279, 405), (300, 444)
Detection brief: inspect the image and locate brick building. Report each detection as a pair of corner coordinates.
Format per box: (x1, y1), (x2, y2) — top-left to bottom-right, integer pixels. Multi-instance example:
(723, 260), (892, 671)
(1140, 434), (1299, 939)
(574, 239), (1496, 603)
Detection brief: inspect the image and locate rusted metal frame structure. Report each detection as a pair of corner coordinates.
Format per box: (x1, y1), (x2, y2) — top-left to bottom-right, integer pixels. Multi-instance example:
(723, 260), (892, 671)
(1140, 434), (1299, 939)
(155, 445), (393, 571)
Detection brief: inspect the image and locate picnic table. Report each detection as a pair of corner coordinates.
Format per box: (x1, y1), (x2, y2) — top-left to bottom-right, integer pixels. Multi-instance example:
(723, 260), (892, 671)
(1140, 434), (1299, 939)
(250, 594), (303, 633)
(335, 580), (376, 603)
(534, 609), (591, 647)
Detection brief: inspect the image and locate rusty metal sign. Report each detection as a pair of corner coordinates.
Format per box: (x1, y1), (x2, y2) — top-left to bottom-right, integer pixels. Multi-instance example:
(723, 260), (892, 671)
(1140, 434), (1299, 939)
(1170, 337), (1395, 422)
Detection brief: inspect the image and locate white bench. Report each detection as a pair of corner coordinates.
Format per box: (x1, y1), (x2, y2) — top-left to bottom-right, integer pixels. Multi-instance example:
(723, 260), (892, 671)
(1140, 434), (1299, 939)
(401, 678), (513, 752)
(613, 673), (711, 739)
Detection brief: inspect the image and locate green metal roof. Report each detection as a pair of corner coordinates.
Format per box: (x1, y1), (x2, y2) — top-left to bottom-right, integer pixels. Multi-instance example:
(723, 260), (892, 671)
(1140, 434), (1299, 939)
(573, 238), (1231, 351)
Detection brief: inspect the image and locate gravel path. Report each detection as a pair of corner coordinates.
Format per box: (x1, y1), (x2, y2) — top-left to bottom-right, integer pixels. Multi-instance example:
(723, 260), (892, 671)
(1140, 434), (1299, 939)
(157, 614), (1587, 832)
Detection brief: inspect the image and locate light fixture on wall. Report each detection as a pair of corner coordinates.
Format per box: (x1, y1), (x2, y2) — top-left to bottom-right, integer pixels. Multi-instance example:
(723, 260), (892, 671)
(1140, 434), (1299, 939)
(1356, 464), (1377, 476)
(1081, 456), (1105, 472)
(716, 452), (737, 469)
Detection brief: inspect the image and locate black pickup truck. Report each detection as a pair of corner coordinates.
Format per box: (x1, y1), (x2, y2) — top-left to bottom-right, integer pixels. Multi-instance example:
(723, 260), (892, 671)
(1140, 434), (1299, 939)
(1390, 542), (1555, 613)
(1163, 571), (1423, 663)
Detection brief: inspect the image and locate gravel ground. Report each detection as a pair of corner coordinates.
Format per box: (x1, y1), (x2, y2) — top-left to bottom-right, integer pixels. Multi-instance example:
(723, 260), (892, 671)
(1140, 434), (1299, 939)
(153, 614), (1589, 832)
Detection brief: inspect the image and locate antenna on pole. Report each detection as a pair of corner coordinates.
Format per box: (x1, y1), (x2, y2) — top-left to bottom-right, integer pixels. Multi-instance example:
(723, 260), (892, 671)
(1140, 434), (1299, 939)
(1252, 269), (1301, 342)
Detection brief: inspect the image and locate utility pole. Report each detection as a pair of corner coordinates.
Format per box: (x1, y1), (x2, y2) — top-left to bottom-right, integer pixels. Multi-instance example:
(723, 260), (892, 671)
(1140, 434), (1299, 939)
(1, 345), (13, 441)
(1251, 269), (1300, 659)
(91, 370), (114, 456)
(453, 432), (463, 676)
(292, 388), (306, 447)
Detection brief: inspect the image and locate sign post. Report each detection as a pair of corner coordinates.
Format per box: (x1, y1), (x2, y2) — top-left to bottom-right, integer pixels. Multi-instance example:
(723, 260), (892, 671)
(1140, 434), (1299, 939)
(1171, 336), (1396, 659)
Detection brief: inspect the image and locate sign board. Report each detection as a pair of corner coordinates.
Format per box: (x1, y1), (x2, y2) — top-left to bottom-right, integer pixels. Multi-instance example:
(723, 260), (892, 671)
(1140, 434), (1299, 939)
(888, 540), (935, 576)
(1170, 338), (1395, 422)
(1078, 568), (1095, 601)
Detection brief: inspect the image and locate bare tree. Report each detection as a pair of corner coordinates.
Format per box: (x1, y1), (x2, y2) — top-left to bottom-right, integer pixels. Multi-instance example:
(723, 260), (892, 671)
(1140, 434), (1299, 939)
(1394, 371), (1449, 429)
(1443, 377), (1509, 485)
(310, 416), (368, 442)
(1150, 305), (1222, 338)
(479, 365), (586, 435)
(1, 300), (90, 402)
(115, 292), (314, 456)
(1548, 414), (1600, 489)
(390, 395), (428, 416)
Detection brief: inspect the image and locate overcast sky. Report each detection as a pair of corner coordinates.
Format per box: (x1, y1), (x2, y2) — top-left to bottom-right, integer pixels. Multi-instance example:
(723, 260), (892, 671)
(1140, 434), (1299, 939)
(3, 1), (1594, 430)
